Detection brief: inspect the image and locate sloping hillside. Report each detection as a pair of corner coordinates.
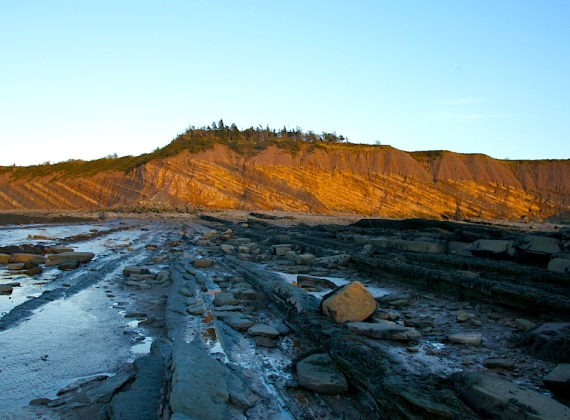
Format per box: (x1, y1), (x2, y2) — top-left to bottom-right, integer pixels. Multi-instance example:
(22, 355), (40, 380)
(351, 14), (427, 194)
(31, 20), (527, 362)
(1, 140), (569, 221)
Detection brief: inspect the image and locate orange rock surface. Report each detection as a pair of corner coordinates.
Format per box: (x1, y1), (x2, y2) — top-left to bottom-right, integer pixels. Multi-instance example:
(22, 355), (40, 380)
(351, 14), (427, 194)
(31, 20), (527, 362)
(0, 144), (569, 220)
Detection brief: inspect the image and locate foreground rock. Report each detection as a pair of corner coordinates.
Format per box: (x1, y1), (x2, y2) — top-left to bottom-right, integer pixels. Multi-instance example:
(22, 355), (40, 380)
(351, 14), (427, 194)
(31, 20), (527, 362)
(321, 281), (376, 324)
(543, 363), (570, 398)
(296, 353), (348, 394)
(457, 372), (570, 419)
(107, 356), (163, 420)
(170, 340), (259, 419)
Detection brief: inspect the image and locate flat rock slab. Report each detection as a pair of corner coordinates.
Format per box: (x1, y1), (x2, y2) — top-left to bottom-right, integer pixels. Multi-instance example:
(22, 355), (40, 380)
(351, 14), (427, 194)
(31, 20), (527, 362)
(459, 372), (570, 420)
(347, 320), (421, 341)
(296, 353), (348, 394)
(170, 340), (258, 420)
(321, 281), (376, 324)
(543, 363), (570, 397)
(47, 252), (94, 263)
(247, 324), (280, 338)
(224, 317), (254, 330)
(214, 292), (239, 306)
(448, 333), (482, 345)
(108, 356), (163, 420)
(87, 371), (134, 403)
(187, 305), (204, 315)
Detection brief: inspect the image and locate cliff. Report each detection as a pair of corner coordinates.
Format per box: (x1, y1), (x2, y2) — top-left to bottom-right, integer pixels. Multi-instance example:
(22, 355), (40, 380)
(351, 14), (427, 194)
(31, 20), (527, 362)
(1, 144), (569, 221)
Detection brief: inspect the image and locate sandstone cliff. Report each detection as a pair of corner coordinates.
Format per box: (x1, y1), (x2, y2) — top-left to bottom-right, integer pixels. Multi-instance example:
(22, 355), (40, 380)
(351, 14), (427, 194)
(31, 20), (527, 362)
(1, 144), (569, 220)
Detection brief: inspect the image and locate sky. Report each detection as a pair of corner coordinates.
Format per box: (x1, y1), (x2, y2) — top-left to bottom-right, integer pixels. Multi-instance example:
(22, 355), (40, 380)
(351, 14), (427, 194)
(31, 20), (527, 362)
(1, 1), (569, 166)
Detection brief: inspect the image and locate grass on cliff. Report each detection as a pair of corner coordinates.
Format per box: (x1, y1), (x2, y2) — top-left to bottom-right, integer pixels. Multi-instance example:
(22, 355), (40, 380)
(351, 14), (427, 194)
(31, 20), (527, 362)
(1, 120), (352, 180)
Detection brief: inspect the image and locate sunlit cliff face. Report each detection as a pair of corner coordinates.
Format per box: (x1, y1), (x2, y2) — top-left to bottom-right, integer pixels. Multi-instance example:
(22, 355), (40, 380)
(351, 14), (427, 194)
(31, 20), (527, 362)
(0, 144), (569, 221)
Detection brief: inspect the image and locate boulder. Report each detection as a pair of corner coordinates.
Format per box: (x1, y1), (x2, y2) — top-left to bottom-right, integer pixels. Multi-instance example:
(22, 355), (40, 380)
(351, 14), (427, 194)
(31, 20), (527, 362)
(321, 281), (376, 324)
(456, 310), (471, 323)
(0, 284), (13, 294)
(448, 333), (482, 345)
(548, 258), (570, 274)
(296, 354), (348, 394)
(10, 253), (46, 263)
(458, 372), (570, 419)
(347, 320), (421, 341)
(295, 254), (315, 265)
(0, 253), (10, 263)
(543, 364), (570, 398)
(8, 263), (24, 270)
(515, 318), (536, 331)
(237, 253), (252, 261)
(238, 246), (250, 254)
(47, 252), (94, 263)
(193, 259), (214, 268)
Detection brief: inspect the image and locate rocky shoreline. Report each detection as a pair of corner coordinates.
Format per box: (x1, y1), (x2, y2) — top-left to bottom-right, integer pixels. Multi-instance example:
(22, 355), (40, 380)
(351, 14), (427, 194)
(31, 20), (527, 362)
(0, 211), (569, 419)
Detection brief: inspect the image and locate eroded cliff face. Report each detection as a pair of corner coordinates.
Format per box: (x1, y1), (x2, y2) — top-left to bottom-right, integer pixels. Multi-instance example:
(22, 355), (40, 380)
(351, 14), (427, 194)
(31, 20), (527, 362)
(0, 145), (569, 220)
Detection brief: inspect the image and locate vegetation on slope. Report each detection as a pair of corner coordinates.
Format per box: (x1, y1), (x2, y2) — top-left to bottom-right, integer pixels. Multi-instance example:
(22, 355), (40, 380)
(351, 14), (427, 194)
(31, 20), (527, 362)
(0, 120), (349, 180)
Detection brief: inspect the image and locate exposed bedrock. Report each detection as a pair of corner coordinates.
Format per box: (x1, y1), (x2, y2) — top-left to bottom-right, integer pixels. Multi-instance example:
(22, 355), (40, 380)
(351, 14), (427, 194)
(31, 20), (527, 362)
(1, 145), (569, 220)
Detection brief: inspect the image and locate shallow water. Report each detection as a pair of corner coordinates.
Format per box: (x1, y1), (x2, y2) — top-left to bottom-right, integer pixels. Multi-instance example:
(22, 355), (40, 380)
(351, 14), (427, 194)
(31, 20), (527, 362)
(0, 223), (117, 247)
(0, 286), (130, 410)
(0, 226), (149, 317)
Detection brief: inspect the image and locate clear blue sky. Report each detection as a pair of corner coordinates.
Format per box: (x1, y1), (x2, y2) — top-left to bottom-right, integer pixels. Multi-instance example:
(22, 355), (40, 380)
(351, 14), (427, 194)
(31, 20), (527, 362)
(1, 1), (569, 166)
